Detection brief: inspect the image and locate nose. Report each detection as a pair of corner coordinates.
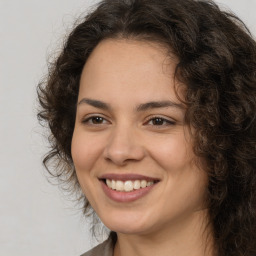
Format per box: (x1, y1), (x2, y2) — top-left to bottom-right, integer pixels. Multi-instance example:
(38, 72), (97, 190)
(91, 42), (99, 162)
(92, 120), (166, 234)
(103, 126), (145, 166)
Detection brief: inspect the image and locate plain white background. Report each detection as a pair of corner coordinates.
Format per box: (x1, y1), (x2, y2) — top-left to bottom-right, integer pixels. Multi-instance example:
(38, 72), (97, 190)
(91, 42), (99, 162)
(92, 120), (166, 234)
(0, 0), (255, 255)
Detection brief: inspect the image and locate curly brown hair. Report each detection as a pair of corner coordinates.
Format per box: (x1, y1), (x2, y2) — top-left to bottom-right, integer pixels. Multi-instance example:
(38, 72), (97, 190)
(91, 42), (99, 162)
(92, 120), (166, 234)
(37, 0), (256, 255)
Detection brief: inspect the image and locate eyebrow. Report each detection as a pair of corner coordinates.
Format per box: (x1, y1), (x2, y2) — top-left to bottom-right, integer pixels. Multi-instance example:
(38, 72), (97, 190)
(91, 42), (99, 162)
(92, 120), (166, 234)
(136, 101), (184, 111)
(78, 98), (184, 111)
(78, 98), (111, 110)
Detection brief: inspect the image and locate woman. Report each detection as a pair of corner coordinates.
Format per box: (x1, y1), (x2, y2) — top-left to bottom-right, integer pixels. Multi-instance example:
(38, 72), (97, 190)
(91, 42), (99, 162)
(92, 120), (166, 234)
(37, 0), (256, 255)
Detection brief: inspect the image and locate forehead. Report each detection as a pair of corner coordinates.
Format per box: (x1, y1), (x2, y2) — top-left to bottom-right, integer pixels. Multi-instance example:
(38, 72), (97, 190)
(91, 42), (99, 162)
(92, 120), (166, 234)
(82, 38), (176, 77)
(79, 39), (183, 105)
(87, 38), (172, 61)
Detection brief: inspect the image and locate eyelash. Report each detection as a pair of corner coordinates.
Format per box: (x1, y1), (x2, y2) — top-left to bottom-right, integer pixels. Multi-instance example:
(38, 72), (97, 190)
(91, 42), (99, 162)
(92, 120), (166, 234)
(145, 116), (176, 126)
(81, 115), (109, 125)
(81, 115), (175, 127)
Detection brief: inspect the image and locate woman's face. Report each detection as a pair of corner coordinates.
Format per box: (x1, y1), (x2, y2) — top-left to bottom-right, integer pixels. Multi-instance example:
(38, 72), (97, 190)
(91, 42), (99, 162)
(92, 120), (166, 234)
(72, 39), (208, 235)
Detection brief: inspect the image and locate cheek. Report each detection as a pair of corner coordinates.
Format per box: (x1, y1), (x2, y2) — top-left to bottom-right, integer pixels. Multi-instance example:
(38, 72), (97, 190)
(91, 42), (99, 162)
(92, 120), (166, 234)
(147, 132), (192, 171)
(148, 132), (208, 203)
(71, 130), (106, 203)
(71, 130), (102, 172)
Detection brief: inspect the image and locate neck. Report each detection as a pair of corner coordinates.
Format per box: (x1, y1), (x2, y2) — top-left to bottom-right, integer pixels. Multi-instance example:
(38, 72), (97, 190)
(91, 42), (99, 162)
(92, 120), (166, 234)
(113, 210), (215, 256)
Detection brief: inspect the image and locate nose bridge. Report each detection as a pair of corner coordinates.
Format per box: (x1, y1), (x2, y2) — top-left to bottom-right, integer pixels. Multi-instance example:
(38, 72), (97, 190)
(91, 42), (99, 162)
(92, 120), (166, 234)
(103, 121), (145, 165)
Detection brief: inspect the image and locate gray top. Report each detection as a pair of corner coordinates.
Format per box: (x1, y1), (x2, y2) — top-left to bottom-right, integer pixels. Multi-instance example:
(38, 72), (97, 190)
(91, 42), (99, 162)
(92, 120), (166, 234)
(81, 238), (114, 256)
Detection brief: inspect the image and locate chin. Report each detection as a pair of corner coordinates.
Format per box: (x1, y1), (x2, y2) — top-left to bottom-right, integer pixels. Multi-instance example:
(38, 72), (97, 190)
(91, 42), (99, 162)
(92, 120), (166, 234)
(100, 212), (152, 235)
(106, 222), (150, 235)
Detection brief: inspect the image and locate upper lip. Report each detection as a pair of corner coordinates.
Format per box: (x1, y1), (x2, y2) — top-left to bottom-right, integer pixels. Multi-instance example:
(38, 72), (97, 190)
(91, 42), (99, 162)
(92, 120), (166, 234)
(99, 173), (160, 182)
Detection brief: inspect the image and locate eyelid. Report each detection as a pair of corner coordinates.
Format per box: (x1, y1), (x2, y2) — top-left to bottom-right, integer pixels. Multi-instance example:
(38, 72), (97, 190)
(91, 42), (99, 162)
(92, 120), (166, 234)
(80, 114), (176, 127)
(144, 115), (176, 126)
(81, 114), (111, 125)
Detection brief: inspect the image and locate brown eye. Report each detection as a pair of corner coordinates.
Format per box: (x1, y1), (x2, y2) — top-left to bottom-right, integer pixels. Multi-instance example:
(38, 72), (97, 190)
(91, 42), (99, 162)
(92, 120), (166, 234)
(152, 118), (165, 125)
(148, 117), (175, 126)
(91, 116), (104, 124)
(82, 116), (109, 125)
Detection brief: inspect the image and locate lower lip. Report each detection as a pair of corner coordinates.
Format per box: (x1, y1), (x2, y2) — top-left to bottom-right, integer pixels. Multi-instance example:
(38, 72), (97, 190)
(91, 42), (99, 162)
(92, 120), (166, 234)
(101, 181), (157, 203)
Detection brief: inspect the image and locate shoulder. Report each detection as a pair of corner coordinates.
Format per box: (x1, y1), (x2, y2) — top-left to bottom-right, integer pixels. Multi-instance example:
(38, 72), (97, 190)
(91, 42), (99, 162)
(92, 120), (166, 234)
(80, 237), (114, 256)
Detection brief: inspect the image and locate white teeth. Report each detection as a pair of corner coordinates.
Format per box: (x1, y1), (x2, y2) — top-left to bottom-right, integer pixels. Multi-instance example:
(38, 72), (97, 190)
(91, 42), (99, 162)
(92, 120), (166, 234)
(106, 179), (112, 187)
(115, 180), (124, 191)
(105, 179), (155, 192)
(111, 180), (116, 190)
(124, 181), (133, 192)
(134, 180), (140, 190)
(147, 181), (154, 187)
(141, 180), (147, 188)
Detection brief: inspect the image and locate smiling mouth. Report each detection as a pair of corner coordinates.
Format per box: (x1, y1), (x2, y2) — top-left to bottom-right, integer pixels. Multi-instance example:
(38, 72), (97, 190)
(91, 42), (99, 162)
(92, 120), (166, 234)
(99, 174), (160, 202)
(103, 179), (158, 192)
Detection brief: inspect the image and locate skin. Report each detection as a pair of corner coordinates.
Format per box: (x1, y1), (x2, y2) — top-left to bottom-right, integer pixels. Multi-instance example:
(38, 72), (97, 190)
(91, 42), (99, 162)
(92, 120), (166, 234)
(71, 39), (214, 256)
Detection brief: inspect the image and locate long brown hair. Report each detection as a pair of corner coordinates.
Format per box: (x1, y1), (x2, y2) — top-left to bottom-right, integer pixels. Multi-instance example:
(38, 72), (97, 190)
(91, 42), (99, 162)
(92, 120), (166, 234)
(37, 1), (256, 255)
